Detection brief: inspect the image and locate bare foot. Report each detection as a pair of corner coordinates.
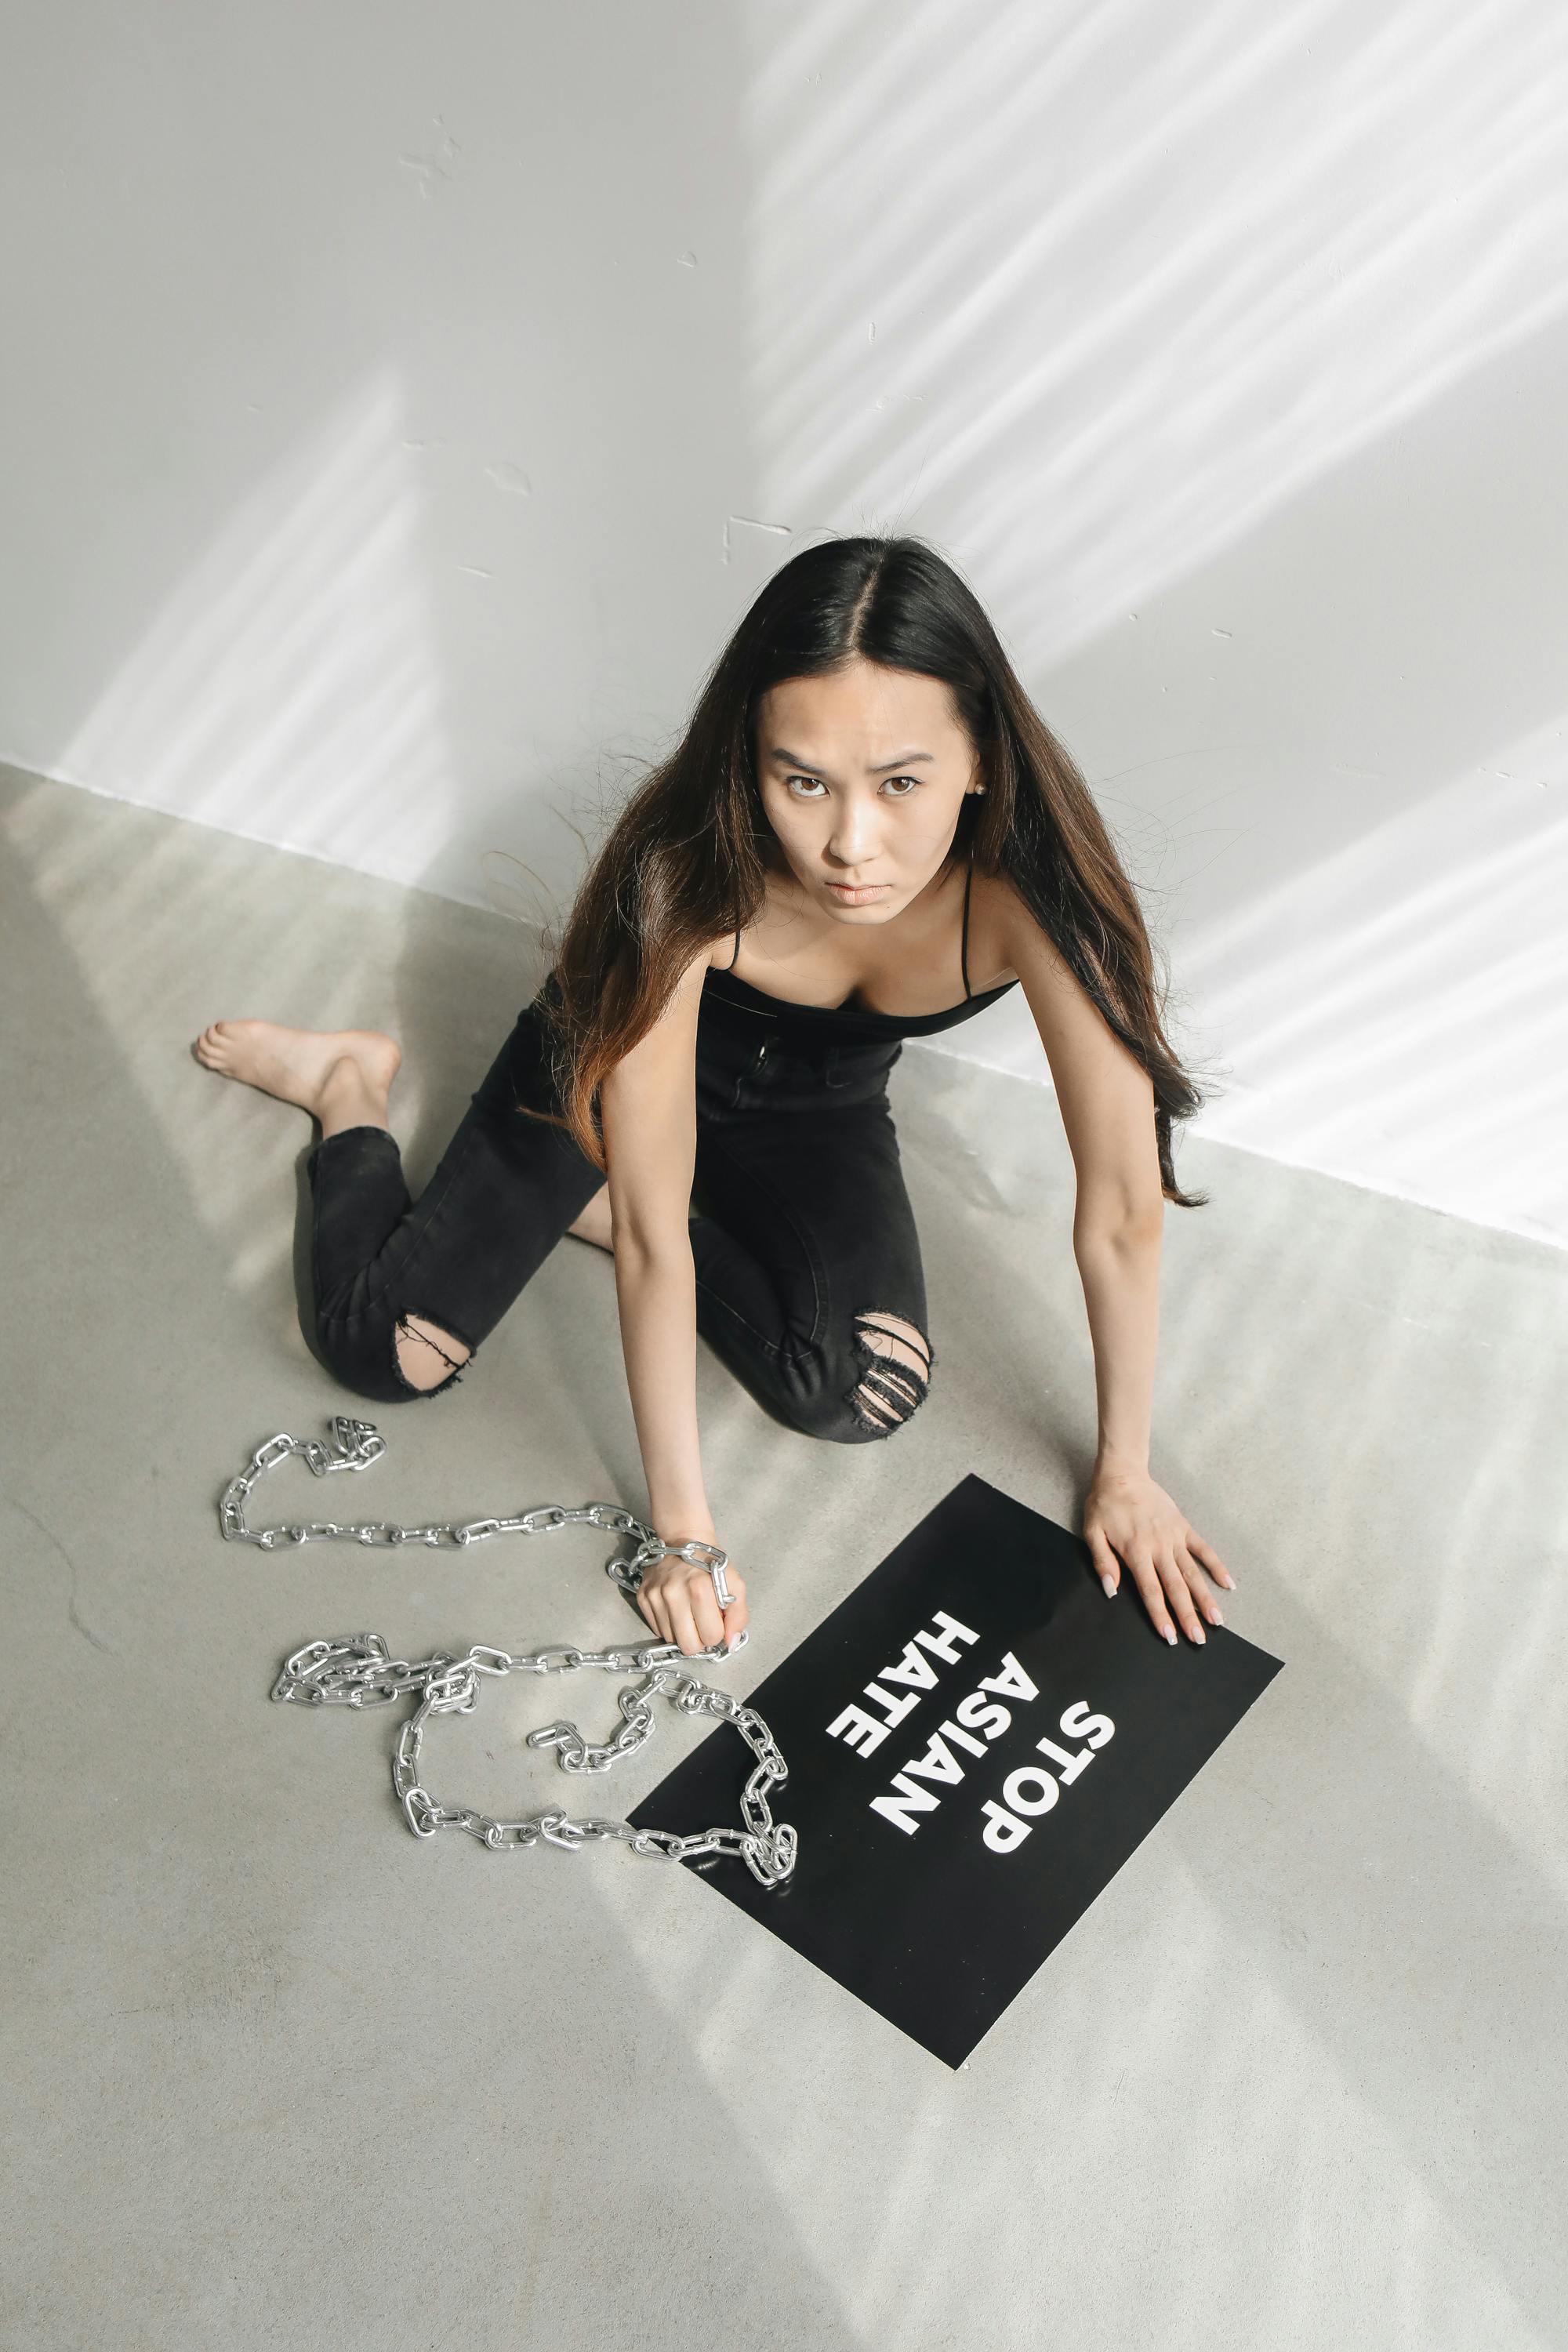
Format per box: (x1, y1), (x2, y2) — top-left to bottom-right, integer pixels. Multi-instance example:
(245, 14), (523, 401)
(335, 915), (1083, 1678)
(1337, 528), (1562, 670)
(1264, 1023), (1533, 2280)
(192, 1019), (402, 1131)
(567, 1181), (614, 1254)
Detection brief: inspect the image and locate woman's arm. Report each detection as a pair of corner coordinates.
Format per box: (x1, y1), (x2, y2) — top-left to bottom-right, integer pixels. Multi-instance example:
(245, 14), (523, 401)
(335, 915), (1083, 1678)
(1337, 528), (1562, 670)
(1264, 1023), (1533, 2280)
(597, 943), (747, 1657)
(999, 883), (1234, 1643)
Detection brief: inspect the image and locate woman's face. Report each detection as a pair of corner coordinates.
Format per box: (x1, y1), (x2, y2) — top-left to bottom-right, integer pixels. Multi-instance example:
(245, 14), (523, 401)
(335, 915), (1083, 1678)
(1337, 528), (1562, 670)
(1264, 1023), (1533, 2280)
(753, 659), (982, 924)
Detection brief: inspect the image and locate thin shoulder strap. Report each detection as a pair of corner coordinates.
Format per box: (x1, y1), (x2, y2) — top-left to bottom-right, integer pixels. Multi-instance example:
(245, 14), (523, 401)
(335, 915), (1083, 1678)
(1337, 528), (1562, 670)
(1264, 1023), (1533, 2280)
(728, 920), (741, 971)
(960, 857), (974, 1000)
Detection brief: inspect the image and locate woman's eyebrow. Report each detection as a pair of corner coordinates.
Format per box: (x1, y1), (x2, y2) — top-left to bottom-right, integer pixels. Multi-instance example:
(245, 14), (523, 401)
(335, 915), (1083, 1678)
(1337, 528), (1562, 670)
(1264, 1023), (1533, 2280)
(767, 746), (935, 771)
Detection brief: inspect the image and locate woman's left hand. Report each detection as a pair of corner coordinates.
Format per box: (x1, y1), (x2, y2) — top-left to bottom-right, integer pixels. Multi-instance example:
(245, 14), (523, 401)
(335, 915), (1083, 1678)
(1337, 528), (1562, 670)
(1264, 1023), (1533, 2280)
(1083, 1461), (1235, 1646)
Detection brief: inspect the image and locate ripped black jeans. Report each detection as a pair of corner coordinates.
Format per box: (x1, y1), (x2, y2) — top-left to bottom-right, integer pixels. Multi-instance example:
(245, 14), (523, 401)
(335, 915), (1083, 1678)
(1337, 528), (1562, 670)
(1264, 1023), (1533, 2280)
(306, 977), (934, 1443)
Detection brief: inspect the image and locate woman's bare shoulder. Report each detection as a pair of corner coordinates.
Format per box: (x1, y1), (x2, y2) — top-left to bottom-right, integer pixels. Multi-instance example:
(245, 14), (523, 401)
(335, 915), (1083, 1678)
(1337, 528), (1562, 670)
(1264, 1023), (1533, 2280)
(966, 866), (1029, 990)
(971, 867), (1074, 992)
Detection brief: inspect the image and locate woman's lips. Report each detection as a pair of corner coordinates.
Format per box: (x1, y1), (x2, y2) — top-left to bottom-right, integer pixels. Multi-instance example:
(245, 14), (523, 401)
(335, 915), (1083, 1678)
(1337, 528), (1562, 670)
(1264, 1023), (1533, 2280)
(824, 880), (889, 903)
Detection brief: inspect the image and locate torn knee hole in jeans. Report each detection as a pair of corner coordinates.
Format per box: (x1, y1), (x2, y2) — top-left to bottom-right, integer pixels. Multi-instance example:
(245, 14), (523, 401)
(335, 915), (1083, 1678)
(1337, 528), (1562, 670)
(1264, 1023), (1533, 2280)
(850, 1308), (934, 1432)
(394, 1313), (474, 1395)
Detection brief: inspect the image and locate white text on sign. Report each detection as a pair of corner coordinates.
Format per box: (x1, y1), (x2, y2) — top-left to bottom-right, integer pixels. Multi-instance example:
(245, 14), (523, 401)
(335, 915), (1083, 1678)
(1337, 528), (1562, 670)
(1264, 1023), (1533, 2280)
(822, 1610), (1116, 1853)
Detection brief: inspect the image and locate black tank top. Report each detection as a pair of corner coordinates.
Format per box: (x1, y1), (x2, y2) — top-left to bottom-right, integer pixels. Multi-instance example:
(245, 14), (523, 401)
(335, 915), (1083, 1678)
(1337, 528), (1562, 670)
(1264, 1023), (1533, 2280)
(699, 856), (1018, 1051)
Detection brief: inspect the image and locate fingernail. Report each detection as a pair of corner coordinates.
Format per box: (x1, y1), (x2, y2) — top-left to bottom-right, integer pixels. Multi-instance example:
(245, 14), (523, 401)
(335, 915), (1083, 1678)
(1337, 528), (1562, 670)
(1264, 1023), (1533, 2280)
(1192, 1626), (1205, 1644)
(1210, 1606), (1225, 1626)
(1164, 1627), (1177, 1646)
(1101, 1573), (1117, 1597)
(1221, 1573), (1236, 1589)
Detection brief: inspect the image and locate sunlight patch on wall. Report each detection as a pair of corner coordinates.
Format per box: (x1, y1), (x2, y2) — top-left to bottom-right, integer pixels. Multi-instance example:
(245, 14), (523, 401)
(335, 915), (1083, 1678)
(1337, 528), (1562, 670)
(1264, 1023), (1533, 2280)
(739, 0), (1568, 658)
(54, 368), (455, 886)
(1178, 728), (1567, 1244)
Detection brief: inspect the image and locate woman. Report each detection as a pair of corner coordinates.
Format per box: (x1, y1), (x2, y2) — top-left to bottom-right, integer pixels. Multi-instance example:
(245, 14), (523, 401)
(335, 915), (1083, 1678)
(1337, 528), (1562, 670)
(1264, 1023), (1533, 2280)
(194, 535), (1235, 1661)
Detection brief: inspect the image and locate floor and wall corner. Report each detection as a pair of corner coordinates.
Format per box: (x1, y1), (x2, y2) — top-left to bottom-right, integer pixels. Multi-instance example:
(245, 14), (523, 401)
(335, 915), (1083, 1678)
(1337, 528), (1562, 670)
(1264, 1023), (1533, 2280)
(5, 2), (1567, 2342)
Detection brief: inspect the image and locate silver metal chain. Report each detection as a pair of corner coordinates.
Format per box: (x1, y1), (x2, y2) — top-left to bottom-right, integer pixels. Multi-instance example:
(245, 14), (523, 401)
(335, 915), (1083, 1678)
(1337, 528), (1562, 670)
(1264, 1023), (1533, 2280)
(221, 1417), (797, 1887)
(218, 1414), (725, 1594)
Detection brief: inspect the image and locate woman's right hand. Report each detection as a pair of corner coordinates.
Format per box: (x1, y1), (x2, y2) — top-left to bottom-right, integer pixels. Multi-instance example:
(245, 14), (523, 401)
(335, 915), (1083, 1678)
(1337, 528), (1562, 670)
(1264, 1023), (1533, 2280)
(635, 1528), (749, 1657)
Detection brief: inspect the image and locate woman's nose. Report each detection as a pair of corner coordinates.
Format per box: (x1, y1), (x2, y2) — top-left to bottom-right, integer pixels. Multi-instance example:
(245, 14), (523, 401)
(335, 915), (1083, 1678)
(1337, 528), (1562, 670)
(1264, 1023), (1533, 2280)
(828, 801), (880, 866)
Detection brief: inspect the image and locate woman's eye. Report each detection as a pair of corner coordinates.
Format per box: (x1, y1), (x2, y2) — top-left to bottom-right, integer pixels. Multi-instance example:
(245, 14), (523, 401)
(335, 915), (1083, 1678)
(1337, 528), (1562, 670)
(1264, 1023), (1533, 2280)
(782, 774), (920, 798)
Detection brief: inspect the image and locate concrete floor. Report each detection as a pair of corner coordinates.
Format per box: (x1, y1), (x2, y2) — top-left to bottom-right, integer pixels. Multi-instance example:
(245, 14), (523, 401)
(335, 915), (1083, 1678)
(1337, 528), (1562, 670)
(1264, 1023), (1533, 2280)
(4, 760), (1566, 2352)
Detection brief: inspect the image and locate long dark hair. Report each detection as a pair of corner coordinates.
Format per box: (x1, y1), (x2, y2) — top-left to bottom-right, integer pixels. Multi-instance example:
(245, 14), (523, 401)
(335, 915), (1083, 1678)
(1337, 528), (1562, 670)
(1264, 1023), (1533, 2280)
(535, 534), (1214, 1207)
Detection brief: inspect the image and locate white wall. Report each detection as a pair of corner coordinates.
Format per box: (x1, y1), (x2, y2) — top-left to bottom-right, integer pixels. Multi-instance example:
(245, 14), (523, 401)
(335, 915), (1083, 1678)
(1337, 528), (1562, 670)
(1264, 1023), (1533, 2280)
(4, 2), (1565, 1245)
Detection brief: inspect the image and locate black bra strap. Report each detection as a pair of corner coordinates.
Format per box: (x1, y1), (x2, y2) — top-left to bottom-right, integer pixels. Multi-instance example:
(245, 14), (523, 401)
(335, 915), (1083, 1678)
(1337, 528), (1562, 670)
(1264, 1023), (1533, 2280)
(960, 858), (974, 1000)
(728, 923), (741, 971)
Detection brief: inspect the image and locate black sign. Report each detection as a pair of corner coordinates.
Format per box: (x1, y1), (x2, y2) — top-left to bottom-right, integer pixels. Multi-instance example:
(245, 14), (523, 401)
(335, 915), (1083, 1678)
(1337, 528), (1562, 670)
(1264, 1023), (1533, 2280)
(629, 1474), (1283, 2067)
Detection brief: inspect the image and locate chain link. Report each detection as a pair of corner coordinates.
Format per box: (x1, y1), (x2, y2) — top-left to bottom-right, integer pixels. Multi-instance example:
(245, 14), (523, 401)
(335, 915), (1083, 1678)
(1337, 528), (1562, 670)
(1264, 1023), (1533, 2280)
(218, 1414), (729, 1598)
(227, 1419), (796, 1887)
